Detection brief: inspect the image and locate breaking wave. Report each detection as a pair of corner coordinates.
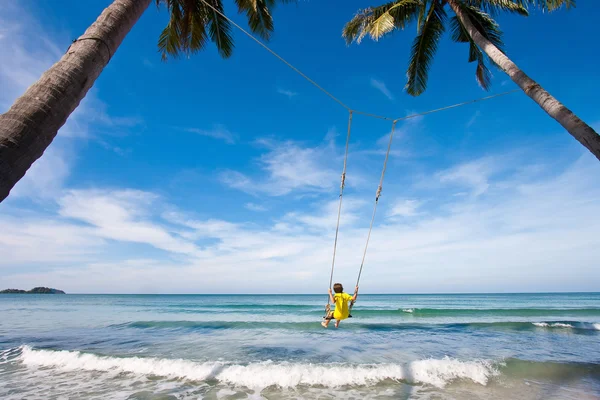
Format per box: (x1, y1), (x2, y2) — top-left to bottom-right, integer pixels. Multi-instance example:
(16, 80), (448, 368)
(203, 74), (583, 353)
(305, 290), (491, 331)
(16, 346), (497, 388)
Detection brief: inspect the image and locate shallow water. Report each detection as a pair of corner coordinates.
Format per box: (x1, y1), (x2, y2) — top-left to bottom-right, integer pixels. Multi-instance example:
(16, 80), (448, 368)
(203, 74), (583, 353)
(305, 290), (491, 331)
(1, 293), (599, 399)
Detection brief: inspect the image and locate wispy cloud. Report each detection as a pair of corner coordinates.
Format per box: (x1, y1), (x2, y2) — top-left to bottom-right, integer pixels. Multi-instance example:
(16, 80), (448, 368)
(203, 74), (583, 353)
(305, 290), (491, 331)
(388, 199), (421, 218)
(370, 78), (394, 100)
(466, 110), (481, 128)
(58, 189), (203, 257)
(221, 137), (340, 196)
(185, 124), (237, 144)
(277, 87), (298, 99)
(245, 203), (268, 212)
(2, 150), (600, 293)
(437, 156), (501, 197)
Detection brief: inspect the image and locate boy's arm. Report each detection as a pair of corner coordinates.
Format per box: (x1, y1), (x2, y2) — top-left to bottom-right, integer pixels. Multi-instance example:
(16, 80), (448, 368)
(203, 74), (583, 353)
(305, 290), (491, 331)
(351, 286), (359, 302)
(328, 288), (335, 304)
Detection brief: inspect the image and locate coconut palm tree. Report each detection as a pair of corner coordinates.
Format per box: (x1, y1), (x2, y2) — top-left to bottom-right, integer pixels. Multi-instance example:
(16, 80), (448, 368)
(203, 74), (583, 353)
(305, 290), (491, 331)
(343, 0), (600, 161)
(0, 0), (288, 202)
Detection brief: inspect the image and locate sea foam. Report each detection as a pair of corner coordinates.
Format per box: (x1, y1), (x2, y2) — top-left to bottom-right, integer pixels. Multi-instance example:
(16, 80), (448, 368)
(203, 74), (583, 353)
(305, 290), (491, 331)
(531, 321), (600, 330)
(19, 346), (497, 389)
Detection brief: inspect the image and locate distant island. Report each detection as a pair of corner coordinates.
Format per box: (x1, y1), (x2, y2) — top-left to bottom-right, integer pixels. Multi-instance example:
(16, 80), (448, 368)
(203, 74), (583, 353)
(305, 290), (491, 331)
(0, 287), (66, 294)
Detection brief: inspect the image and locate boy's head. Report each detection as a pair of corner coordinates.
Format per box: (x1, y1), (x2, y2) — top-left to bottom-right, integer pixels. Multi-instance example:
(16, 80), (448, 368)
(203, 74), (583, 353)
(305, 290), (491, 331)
(333, 283), (343, 293)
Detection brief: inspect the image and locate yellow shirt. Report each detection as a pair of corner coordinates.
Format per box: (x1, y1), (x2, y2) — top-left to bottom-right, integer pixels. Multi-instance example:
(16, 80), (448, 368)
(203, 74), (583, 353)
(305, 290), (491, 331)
(333, 292), (353, 320)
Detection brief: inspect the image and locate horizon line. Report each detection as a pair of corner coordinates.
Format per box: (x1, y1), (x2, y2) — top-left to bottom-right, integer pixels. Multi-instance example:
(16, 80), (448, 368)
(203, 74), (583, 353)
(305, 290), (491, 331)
(28, 291), (600, 295)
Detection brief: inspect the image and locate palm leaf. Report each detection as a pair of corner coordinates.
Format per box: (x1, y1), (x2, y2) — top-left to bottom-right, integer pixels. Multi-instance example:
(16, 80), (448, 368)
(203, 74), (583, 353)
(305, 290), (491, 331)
(475, 60), (492, 90)
(189, 2), (209, 54)
(405, 1), (446, 96)
(450, 4), (504, 51)
(450, 5), (505, 90)
(204, 0), (234, 58)
(464, 0), (528, 16)
(157, 0), (289, 60)
(416, 0), (427, 33)
(235, 0), (275, 40)
(343, 0), (422, 44)
(158, 0), (185, 60)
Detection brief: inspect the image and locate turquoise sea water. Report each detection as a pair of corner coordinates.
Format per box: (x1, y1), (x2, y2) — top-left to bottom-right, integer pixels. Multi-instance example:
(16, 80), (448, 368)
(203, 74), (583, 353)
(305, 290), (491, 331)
(1, 293), (599, 399)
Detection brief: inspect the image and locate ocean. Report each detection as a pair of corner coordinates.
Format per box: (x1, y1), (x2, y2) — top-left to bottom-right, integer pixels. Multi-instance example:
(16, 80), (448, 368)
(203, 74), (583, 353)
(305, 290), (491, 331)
(1, 293), (599, 399)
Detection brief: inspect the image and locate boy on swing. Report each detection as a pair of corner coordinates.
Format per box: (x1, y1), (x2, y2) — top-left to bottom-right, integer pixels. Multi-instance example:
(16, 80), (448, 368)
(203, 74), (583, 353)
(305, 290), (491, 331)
(321, 283), (358, 328)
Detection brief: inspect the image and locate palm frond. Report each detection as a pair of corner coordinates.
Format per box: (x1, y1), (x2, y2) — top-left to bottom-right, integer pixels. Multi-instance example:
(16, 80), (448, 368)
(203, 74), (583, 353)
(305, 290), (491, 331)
(189, 2), (209, 54)
(475, 59), (492, 90)
(235, 0), (274, 40)
(158, 0), (185, 60)
(157, 0), (289, 60)
(464, 0), (528, 16)
(450, 5), (504, 90)
(416, 0), (427, 33)
(343, 0), (422, 44)
(204, 0), (234, 58)
(450, 4), (505, 52)
(405, 1), (446, 96)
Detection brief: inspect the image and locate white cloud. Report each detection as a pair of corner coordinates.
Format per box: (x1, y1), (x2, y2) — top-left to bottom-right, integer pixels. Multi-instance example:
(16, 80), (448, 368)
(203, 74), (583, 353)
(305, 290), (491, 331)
(185, 124), (237, 144)
(277, 88), (298, 99)
(58, 190), (202, 257)
(437, 156), (501, 197)
(370, 78), (394, 100)
(0, 213), (104, 265)
(388, 199), (421, 218)
(3, 150), (599, 293)
(0, 4), (61, 111)
(221, 138), (340, 196)
(245, 203), (268, 212)
(283, 197), (367, 231)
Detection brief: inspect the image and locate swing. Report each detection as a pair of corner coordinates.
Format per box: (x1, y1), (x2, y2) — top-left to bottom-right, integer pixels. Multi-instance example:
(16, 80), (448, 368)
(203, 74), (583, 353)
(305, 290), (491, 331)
(324, 111), (398, 319)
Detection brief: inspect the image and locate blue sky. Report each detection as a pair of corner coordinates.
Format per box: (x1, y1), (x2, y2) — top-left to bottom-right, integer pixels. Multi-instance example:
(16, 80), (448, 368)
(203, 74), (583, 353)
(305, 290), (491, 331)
(0, 0), (599, 294)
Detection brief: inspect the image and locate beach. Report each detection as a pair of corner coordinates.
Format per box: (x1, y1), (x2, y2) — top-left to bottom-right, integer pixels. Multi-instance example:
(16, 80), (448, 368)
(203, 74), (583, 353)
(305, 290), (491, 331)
(1, 293), (599, 399)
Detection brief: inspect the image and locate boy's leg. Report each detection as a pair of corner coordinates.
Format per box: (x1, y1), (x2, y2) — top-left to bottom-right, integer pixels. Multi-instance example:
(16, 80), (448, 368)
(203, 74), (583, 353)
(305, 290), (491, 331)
(322, 312), (334, 328)
(335, 319), (340, 328)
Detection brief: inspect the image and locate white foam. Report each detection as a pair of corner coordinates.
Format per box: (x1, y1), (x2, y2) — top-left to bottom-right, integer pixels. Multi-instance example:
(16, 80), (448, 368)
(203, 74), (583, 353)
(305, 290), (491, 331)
(20, 346), (218, 381)
(551, 323), (573, 328)
(594, 323), (600, 331)
(532, 322), (573, 328)
(19, 346), (497, 389)
(402, 309), (414, 313)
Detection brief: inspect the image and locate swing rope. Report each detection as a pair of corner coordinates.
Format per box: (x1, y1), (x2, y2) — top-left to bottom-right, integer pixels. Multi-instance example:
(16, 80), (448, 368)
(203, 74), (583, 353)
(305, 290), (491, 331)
(349, 120), (397, 312)
(325, 111), (353, 317)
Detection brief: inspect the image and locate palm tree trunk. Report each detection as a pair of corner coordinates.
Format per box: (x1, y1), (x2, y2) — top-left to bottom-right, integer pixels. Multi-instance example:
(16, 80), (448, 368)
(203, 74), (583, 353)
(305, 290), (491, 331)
(0, 0), (152, 202)
(447, 0), (600, 162)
